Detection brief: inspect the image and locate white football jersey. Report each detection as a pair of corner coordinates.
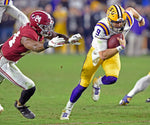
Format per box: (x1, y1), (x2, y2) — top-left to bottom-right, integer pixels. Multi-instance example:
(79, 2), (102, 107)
(92, 10), (134, 53)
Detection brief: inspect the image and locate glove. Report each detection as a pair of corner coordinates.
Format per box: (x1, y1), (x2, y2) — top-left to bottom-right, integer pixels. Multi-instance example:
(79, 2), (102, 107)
(68, 33), (82, 45)
(48, 36), (65, 47)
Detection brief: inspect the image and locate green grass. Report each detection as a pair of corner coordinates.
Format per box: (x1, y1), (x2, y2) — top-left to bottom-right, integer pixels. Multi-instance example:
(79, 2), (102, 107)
(0, 54), (150, 125)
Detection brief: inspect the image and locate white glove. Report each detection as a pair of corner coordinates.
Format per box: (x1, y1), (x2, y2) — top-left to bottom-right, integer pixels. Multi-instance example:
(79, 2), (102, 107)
(68, 33), (82, 45)
(48, 36), (65, 47)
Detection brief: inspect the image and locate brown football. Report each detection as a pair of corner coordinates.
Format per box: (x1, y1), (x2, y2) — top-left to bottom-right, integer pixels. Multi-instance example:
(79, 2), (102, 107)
(107, 33), (123, 49)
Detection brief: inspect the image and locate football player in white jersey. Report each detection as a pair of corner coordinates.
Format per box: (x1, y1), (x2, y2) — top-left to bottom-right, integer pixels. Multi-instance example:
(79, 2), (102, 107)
(0, 0), (29, 114)
(0, 0), (29, 24)
(60, 4), (145, 120)
(120, 72), (150, 105)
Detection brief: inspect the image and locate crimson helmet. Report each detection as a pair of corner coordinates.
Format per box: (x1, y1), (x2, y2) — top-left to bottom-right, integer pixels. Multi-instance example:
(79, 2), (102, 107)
(30, 10), (54, 36)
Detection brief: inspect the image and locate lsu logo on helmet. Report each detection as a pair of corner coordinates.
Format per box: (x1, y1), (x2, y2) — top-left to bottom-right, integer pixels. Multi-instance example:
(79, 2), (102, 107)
(107, 4), (127, 33)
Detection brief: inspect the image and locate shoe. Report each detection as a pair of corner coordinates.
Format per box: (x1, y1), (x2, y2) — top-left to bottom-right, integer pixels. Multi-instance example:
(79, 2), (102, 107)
(0, 104), (4, 113)
(119, 95), (132, 105)
(14, 100), (35, 119)
(92, 77), (101, 101)
(60, 108), (71, 120)
(146, 98), (150, 102)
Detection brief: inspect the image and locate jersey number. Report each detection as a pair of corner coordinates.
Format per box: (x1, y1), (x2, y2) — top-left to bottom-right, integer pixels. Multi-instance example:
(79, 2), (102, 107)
(96, 29), (101, 36)
(9, 31), (20, 47)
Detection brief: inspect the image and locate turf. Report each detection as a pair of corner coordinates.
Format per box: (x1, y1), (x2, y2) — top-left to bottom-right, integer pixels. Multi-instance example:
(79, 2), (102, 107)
(0, 53), (150, 125)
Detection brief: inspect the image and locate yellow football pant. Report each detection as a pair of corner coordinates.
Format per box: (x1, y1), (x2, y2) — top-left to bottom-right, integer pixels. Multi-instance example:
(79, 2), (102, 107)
(79, 47), (121, 87)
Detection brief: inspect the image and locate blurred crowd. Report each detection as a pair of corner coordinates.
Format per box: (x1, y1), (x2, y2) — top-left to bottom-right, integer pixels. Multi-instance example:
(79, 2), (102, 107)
(0, 0), (150, 56)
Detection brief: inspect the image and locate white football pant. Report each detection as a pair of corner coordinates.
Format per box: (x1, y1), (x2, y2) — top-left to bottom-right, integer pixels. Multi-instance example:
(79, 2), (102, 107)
(0, 54), (35, 90)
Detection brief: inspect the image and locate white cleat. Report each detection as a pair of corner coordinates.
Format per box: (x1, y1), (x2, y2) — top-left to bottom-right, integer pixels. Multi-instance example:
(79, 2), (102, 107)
(60, 108), (71, 120)
(0, 104), (4, 113)
(92, 77), (101, 101)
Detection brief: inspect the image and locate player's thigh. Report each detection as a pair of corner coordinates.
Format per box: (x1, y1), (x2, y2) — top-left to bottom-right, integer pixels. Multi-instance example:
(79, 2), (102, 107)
(0, 63), (35, 90)
(80, 47), (102, 87)
(102, 53), (120, 78)
(0, 6), (6, 23)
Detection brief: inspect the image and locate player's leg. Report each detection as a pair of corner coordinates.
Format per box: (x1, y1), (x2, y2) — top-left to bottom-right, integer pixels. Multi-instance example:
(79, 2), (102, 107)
(0, 59), (35, 119)
(120, 73), (150, 105)
(60, 47), (102, 120)
(92, 53), (120, 101)
(6, 2), (29, 25)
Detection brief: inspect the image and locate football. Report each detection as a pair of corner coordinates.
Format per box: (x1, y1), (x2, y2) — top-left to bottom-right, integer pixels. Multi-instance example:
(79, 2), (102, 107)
(107, 33), (123, 48)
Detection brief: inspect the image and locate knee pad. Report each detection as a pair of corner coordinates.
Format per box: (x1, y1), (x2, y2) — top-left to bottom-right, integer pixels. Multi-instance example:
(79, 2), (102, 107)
(102, 76), (117, 85)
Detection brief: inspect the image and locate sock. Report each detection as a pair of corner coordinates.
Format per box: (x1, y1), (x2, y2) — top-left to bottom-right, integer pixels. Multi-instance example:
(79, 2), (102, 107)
(128, 74), (150, 97)
(97, 77), (103, 86)
(65, 100), (74, 110)
(19, 86), (36, 105)
(70, 84), (86, 103)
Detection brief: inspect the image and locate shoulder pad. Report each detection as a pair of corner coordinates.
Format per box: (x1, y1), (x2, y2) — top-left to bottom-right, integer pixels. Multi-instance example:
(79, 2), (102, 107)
(93, 21), (110, 39)
(96, 22), (110, 36)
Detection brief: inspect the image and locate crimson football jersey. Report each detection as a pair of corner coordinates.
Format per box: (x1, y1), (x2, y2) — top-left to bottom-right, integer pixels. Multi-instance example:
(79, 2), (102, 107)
(1, 23), (44, 62)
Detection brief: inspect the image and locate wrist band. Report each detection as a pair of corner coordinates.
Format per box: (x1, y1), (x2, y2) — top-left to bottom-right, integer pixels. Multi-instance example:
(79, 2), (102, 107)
(116, 45), (124, 52)
(137, 16), (143, 22)
(120, 44), (125, 49)
(43, 41), (49, 49)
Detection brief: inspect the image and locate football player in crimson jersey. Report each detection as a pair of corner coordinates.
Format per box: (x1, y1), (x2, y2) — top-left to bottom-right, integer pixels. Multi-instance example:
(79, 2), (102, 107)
(0, 10), (81, 119)
(0, 0), (29, 115)
(60, 4), (145, 120)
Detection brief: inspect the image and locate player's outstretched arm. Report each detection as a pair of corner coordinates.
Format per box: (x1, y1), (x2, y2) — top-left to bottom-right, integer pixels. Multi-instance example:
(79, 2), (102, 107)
(45, 32), (82, 45)
(126, 7), (145, 27)
(21, 36), (65, 52)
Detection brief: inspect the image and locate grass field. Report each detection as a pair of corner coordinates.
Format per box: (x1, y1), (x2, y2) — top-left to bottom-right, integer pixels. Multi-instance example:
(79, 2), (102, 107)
(0, 53), (150, 125)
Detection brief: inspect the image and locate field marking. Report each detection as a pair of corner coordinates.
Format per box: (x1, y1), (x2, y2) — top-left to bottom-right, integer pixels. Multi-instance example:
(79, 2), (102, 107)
(46, 120), (150, 125)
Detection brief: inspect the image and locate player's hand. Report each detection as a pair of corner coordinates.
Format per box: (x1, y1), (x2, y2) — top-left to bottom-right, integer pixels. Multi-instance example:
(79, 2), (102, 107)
(138, 18), (145, 27)
(48, 36), (65, 47)
(117, 34), (126, 49)
(68, 33), (82, 45)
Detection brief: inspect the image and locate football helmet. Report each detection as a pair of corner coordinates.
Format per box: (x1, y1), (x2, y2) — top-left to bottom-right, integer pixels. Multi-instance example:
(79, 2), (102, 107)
(30, 10), (54, 37)
(107, 4), (127, 33)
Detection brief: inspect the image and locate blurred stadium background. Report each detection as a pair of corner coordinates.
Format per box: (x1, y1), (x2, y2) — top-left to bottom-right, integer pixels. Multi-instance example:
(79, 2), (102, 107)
(1, 1), (150, 124)
(1, 0), (150, 56)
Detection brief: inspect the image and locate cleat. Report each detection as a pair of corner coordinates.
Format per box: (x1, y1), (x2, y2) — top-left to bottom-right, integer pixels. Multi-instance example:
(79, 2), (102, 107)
(92, 77), (101, 101)
(0, 104), (4, 113)
(146, 98), (150, 102)
(119, 95), (132, 105)
(60, 109), (71, 120)
(14, 100), (35, 119)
